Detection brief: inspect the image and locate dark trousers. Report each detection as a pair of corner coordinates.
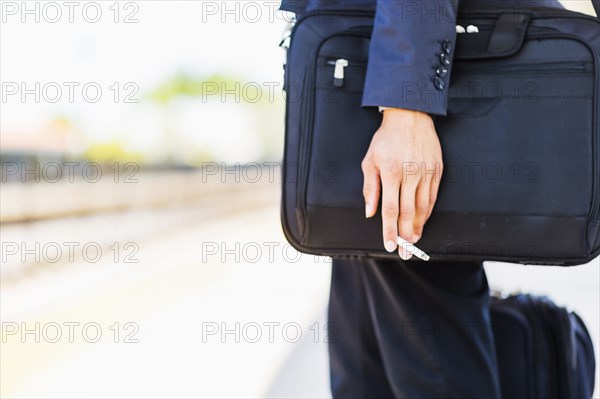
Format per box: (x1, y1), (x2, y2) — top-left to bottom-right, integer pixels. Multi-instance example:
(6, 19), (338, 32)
(328, 258), (501, 398)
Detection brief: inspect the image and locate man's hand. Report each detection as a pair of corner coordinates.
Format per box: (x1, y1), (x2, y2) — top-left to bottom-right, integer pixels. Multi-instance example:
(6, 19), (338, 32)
(361, 108), (443, 260)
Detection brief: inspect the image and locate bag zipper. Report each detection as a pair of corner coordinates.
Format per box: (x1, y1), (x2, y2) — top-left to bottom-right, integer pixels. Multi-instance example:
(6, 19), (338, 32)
(331, 59), (348, 87)
(452, 60), (592, 74)
(295, 64), (314, 236)
(323, 58), (592, 85)
(517, 294), (550, 397)
(324, 58), (367, 87)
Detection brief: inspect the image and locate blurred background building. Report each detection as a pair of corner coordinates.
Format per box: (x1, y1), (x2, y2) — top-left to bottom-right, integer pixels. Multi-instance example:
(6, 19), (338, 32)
(0, 1), (598, 398)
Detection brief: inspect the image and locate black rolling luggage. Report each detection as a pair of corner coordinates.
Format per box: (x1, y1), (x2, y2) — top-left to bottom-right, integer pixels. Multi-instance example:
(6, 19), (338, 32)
(491, 294), (596, 398)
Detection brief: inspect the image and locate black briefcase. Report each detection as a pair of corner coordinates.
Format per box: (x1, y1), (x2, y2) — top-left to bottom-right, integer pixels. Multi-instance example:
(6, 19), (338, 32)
(281, 3), (600, 265)
(491, 293), (596, 398)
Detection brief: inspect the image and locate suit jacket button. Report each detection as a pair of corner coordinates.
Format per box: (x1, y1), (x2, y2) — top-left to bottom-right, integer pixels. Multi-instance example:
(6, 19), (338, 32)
(436, 66), (448, 78)
(439, 52), (451, 66)
(442, 40), (452, 54)
(434, 77), (445, 91)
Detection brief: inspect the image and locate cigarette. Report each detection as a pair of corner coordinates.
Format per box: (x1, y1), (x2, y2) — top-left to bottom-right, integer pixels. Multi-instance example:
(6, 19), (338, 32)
(397, 236), (430, 261)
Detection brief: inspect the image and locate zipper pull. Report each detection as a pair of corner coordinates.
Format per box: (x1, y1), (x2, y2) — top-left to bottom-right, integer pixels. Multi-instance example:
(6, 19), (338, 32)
(333, 58), (349, 87)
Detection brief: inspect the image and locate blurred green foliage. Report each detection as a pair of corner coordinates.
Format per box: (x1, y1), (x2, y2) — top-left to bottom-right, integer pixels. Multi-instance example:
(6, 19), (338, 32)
(146, 72), (271, 104)
(84, 141), (144, 164)
(145, 71), (285, 164)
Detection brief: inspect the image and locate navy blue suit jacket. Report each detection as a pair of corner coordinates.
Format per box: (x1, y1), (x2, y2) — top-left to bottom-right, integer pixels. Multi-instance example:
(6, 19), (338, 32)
(280, 0), (564, 115)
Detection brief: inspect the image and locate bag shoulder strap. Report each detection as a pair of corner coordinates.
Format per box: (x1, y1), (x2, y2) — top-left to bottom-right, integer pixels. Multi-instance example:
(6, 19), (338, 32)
(592, 0), (600, 17)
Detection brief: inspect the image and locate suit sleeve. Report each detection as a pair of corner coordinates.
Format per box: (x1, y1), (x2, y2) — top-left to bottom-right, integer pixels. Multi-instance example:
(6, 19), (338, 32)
(362, 0), (460, 116)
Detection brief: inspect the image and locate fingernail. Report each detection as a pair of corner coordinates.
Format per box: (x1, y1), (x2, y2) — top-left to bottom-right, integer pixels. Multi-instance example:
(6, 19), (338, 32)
(365, 204), (373, 218)
(384, 240), (396, 253)
(399, 247), (413, 260)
